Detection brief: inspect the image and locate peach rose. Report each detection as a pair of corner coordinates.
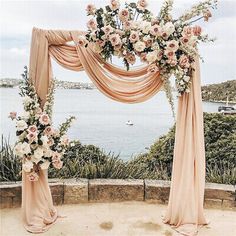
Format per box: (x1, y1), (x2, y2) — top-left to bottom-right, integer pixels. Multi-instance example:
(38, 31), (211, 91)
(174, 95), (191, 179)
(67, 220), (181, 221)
(147, 64), (159, 74)
(179, 55), (190, 68)
(180, 36), (189, 44)
(110, 0), (120, 11)
(77, 35), (87, 47)
(137, 0), (148, 11)
(44, 126), (53, 135)
(26, 132), (37, 143)
(28, 125), (37, 133)
(166, 40), (179, 52)
(167, 56), (178, 66)
(203, 9), (212, 22)
(150, 25), (161, 36)
(123, 21), (132, 30)
(86, 4), (96, 15)
(52, 159), (63, 169)
(140, 52), (147, 62)
(87, 19), (97, 30)
(9, 111), (17, 120)
(182, 26), (193, 37)
(129, 31), (139, 43)
(193, 25), (202, 36)
(102, 25), (113, 35)
(119, 9), (129, 22)
(126, 53), (136, 65)
(39, 114), (50, 126)
(164, 50), (175, 58)
(109, 33), (121, 46)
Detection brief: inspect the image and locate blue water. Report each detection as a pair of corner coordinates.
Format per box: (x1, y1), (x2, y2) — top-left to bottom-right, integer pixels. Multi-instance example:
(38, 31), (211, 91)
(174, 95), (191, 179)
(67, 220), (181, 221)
(0, 88), (222, 160)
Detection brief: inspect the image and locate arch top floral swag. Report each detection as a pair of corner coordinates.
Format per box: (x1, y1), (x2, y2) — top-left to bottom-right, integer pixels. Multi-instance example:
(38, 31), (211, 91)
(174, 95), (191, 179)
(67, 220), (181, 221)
(79, 0), (217, 111)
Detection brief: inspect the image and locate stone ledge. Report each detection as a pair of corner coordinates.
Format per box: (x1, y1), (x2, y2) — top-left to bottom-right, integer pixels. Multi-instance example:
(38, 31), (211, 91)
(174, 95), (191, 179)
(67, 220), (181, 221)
(89, 179), (144, 202)
(0, 179), (235, 210)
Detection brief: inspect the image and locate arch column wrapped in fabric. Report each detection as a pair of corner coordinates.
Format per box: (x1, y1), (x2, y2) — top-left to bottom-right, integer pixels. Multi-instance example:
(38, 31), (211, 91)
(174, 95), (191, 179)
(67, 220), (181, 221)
(25, 27), (206, 235)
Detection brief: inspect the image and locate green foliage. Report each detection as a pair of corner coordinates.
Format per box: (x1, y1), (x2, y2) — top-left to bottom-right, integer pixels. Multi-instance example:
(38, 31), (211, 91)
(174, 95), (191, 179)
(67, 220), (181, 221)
(143, 113), (236, 185)
(201, 80), (236, 102)
(0, 135), (21, 181)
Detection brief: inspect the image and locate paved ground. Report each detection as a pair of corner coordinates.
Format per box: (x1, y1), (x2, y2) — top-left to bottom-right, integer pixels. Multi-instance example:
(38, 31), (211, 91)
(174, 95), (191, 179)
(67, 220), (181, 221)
(0, 202), (235, 236)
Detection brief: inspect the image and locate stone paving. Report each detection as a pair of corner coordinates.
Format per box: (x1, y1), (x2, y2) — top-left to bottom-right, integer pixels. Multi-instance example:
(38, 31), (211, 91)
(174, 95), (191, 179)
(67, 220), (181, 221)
(1, 202), (236, 236)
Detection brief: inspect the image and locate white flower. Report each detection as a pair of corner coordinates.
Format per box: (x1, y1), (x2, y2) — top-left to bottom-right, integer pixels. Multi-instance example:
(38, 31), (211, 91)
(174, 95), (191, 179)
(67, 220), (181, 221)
(41, 135), (49, 146)
(146, 51), (158, 63)
(14, 142), (23, 157)
(16, 120), (27, 131)
(140, 21), (151, 34)
(23, 96), (33, 106)
(44, 148), (53, 158)
(21, 111), (30, 120)
(21, 142), (31, 155)
(40, 160), (50, 170)
(22, 160), (33, 172)
(163, 22), (175, 36)
(33, 147), (44, 163)
(151, 42), (160, 50)
(183, 76), (190, 82)
(133, 41), (146, 52)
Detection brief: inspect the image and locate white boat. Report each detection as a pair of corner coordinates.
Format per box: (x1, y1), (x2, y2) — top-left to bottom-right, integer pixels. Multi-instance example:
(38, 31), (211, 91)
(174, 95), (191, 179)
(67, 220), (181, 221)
(126, 120), (134, 126)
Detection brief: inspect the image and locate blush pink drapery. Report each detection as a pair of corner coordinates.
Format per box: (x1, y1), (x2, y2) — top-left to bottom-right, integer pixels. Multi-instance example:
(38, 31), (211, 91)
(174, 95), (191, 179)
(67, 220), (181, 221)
(25, 27), (207, 235)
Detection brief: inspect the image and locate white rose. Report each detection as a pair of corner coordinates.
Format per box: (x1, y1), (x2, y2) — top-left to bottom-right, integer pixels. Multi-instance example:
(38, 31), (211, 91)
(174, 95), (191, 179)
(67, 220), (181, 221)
(40, 160), (50, 170)
(134, 41), (146, 52)
(44, 148), (53, 158)
(13, 142), (23, 157)
(22, 160), (33, 172)
(183, 76), (190, 82)
(141, 21), (151, 34)
(41, 135), (49, 146)
(146, 51), (158, 63)
(21, 111), (30, 120)
(21, 142), (31, 155)
(163, 22), (175, 36)
(16, 120), (27, 131)
(33, 147), (44, 163)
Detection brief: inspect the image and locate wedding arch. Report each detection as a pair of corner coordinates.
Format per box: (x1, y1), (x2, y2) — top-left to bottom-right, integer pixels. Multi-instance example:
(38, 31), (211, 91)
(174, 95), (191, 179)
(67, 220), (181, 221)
(16, 0), (218, 235)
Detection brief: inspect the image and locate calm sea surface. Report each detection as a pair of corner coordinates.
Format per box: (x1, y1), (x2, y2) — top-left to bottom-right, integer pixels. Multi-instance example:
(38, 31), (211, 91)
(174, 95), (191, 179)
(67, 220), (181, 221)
(0, 88), (222, 160)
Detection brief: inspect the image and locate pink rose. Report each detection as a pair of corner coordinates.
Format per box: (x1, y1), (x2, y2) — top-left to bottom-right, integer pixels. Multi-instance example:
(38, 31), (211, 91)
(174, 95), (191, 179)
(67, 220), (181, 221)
(9, 111), (17, 120)
(119, 9), (129, 22)
(27, 172), (39, 182)
(129, 31), (139, 43)
(44, 126), (53, 135)
(52, 151), (62, 160)
(39, 114), (50, 126)
(86, 4), (96, 15)
(193, 25), (202, 36)
(123, 21), (132, 30)
(161, 31), (168, 40)
(179, 55), (190, 68)
(110, 0), (120, 11)
(137, 0), (148, 11)
(27, 132), (37, 143)
(28, 125), (37, 133)
(87, 19), (97, 30)
(126, 53), (136, 65)
(157, 50), (163, 61)
(147, 64), (159, 74)
(47, 138), (54, 146)
(109, 33), (121, 46)
(97, 40), (105, 47)
(102, 25), (113, 35)
(150, 25), (161, 36)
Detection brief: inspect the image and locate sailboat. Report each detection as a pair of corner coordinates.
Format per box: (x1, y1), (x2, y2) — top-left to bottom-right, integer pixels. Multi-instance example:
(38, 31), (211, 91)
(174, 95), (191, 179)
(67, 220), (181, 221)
(218, 96), (236, 114)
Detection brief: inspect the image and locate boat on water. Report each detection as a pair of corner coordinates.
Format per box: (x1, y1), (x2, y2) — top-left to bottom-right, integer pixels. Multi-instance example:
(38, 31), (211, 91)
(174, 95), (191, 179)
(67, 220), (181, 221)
(126, 120), (134, 126)
(218, 97), (236, 115)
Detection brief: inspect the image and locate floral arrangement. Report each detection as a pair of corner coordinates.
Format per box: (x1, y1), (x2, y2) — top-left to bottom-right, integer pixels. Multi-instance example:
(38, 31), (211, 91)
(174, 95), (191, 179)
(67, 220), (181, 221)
(9, 67), (75, 181)
(82, 0), (217, 101)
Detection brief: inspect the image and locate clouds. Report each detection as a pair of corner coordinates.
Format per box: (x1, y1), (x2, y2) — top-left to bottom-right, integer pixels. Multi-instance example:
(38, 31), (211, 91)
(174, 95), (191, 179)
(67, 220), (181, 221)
(0, 0), (235, 84)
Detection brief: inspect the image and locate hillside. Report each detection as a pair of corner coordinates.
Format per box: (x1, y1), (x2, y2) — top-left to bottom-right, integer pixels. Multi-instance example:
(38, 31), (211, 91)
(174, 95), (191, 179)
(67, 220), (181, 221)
(201, 80), (236, 103)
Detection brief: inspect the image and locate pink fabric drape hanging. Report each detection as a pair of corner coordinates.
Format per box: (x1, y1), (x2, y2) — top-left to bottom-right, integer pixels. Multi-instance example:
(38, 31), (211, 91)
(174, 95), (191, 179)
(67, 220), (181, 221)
(25, 27), (206, 235)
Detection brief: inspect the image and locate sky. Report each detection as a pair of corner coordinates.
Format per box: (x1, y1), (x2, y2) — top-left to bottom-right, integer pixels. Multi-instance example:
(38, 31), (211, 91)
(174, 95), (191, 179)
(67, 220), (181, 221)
(0, 0), (236, 85)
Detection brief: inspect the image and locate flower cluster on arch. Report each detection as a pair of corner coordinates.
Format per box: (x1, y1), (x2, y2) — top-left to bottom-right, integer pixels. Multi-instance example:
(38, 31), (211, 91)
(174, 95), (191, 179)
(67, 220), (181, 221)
(78, 0), (217, 95)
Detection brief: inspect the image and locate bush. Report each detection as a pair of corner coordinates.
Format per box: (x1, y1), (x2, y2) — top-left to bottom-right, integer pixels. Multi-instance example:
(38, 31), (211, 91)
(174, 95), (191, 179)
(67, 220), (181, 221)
(143, 113), (236, 185)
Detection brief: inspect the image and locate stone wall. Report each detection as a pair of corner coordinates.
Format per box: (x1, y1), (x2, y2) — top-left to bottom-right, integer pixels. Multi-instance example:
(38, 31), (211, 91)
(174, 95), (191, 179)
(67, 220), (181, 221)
(0, 179), (235, 210)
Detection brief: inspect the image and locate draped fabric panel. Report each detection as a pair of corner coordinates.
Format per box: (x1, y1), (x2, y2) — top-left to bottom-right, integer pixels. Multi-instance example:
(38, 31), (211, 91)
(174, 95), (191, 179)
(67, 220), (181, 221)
(25, 27), (206, 235)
